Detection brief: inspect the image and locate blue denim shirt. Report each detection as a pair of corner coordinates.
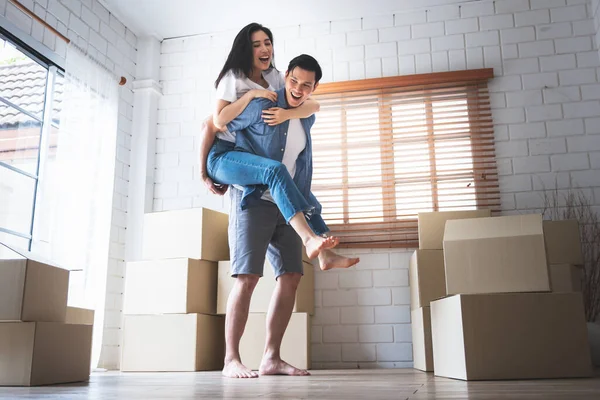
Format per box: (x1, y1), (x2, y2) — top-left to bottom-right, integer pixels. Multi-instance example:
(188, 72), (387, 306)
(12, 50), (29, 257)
(226, 87), (322, 214)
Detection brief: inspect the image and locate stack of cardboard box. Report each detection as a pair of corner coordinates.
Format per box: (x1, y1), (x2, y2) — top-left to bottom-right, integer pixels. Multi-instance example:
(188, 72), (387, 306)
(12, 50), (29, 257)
(121, 208), (228, 372)
(216, 251), (314, 370)
(417, 212), (592, 381)
(121, 207), (314, 372)
(410, 210), (491, 372)
(0, 243), (94, 386)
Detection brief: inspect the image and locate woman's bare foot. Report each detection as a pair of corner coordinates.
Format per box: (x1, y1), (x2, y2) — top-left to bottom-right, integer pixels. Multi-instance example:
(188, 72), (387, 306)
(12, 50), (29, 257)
(319, 249), (360, 271)
(259, 357), (310, 376)
(222, 359), (258, 378)
(304, 235), (339, 259)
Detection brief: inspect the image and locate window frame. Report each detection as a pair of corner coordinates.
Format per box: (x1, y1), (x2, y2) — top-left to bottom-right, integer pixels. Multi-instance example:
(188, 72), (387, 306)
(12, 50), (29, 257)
(0, 27), (63, 250)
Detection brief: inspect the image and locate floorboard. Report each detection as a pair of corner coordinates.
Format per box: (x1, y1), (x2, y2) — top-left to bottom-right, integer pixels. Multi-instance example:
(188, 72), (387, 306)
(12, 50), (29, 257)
(1, 369), (599, 399)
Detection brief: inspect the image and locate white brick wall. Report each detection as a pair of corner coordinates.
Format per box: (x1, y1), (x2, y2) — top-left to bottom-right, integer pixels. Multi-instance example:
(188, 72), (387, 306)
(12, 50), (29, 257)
(1, 0), (137, 369)
(310, 249), (413, 368)
(594, 0), (600, 61)
(155, 0), (600, 369)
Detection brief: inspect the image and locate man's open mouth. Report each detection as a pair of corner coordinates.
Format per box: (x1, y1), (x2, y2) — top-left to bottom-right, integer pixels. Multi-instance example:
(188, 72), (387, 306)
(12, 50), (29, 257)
(290, 91), (302, 100)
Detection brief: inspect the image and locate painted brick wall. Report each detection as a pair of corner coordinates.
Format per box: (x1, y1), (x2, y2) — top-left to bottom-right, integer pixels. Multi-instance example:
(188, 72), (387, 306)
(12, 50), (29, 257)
(0, 0), (137, 369)
(156, 0), (600, 368)
(594, 0), (600, 60)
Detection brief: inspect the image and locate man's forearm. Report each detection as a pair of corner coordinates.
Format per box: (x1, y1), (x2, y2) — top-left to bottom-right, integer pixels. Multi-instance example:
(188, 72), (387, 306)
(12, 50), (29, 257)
(285, 98), (320, 119)
(199, 117), (219, 176)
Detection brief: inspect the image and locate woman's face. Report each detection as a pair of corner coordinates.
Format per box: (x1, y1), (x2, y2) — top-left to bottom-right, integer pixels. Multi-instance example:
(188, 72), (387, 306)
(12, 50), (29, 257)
(251, 30), (273, 71)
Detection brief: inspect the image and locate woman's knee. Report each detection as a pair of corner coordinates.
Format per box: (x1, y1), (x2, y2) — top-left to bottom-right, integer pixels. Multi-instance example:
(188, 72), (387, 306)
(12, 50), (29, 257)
(266, 161), (288, 180)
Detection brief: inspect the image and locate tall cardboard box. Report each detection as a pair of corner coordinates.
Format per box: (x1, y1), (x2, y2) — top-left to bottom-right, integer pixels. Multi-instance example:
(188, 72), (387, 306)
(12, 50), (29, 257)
(550, 264), (582, 292)
(240, 313), (310, 370)
(0, 244), (68, 322)
(142, 208), (229, 261)
(411, 307), (433, 372)
(124, 258), (217, 315)
(121, 314), (224, 372)
(0, 322), (92, 386)
(217, 261), (314, 315)
(430, 292), (592, 381)
(409, 250), (445, 310)
(418, 209), (491, 250)
(543, 220), (584, 265)
(443, 214), (550, 295)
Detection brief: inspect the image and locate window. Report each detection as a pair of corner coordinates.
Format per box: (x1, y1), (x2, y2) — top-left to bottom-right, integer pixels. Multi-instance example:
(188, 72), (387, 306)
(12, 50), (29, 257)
(311, 69), (499, 247)
(0, 30), (63, 251)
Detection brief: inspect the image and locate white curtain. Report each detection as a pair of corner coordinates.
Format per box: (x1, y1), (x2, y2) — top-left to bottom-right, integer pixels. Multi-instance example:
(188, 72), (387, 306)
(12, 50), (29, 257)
(46, 43), (119, 369)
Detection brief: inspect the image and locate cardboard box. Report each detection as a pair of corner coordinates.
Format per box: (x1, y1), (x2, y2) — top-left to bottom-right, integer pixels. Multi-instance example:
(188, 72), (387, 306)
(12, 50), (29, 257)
(409, 250), (445, 310)
(430, 292), (592, 381)
(411, 307), (433, 372)
(124, 258), (217, 315)
(550, 264), (582, 293)
(543, 220), (584, 266)
(65, 307), (94, 325)
(418, 209), (491, 250)
(142, 208), (229, 262)
(0, 322), (92, 386)
(217, 261), (314, 315)
(0, 244), (68, 322)
(121, 314), (224, 372)
(240, 313), (310, 370)
(443, 214), (550, 295)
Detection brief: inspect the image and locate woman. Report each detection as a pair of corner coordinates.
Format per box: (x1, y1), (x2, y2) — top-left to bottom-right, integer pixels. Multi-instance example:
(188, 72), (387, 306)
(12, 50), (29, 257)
(198, 23), (358, 270)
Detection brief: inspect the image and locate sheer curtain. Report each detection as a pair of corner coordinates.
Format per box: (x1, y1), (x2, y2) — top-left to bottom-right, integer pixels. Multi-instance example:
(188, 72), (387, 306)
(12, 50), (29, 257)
(43, 43), (119, 369)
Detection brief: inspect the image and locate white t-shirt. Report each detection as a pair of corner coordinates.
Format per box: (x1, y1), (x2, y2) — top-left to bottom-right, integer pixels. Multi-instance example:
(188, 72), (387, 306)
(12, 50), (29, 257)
(262, 118), (307, 202)
(214, 69), (285, 142)
(280, 119), (307, 179)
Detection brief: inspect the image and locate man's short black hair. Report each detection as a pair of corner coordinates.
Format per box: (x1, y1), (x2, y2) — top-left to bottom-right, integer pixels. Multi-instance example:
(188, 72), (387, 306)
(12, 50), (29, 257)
(287, 54), (322, 83)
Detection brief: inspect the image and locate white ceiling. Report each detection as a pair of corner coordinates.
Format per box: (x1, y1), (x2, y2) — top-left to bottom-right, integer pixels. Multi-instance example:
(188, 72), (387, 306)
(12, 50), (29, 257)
(100, 0), (481, 40)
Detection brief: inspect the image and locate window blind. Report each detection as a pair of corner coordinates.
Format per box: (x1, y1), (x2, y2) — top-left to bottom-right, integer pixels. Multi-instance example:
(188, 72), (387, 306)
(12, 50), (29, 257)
(310, 69), (498, 248)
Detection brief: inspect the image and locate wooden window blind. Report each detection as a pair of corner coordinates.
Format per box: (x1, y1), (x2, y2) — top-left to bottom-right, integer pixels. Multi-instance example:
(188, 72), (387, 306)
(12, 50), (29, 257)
(310, 69), (499, 248)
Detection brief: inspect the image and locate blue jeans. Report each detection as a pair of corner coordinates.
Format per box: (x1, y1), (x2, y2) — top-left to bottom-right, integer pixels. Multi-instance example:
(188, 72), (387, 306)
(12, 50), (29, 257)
(207, 138), (329, 236)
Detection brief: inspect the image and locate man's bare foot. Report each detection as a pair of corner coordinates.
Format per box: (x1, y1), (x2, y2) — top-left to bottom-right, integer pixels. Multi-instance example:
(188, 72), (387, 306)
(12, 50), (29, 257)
(259, 357), (310, 376)
(319, 249), (360, 271)
(222, 359), (258, 378)
(304, 235), (339, 259)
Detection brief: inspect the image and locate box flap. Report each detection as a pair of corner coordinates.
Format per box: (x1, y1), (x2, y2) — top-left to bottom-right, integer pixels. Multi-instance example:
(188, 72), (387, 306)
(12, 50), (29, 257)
(444, 214), (542, 242)
(430, 295), (467, 380)
(0, 242), (65, 271)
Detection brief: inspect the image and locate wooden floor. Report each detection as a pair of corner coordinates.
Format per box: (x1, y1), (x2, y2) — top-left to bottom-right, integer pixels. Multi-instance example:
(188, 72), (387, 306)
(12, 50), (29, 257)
(1, 369), (600, 399)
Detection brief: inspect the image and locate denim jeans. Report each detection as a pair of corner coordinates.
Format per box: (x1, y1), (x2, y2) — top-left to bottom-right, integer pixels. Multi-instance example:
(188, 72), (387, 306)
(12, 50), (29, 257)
(207, 138), (329, 236)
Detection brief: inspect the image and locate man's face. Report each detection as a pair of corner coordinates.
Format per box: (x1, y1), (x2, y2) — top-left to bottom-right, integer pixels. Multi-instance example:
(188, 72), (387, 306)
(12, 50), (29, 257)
(284, 67), (319, 108)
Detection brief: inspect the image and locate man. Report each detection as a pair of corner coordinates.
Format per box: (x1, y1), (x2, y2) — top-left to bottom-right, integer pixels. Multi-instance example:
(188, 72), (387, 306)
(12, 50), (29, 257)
(208, 55), (357, 378)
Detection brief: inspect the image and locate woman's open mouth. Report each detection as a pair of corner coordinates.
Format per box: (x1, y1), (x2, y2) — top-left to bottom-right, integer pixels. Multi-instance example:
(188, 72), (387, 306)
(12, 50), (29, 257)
(258, 56), (270, 64)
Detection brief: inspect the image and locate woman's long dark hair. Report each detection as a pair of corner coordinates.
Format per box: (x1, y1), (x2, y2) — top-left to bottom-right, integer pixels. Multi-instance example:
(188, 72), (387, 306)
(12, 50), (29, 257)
(214, 23), (275, 89)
